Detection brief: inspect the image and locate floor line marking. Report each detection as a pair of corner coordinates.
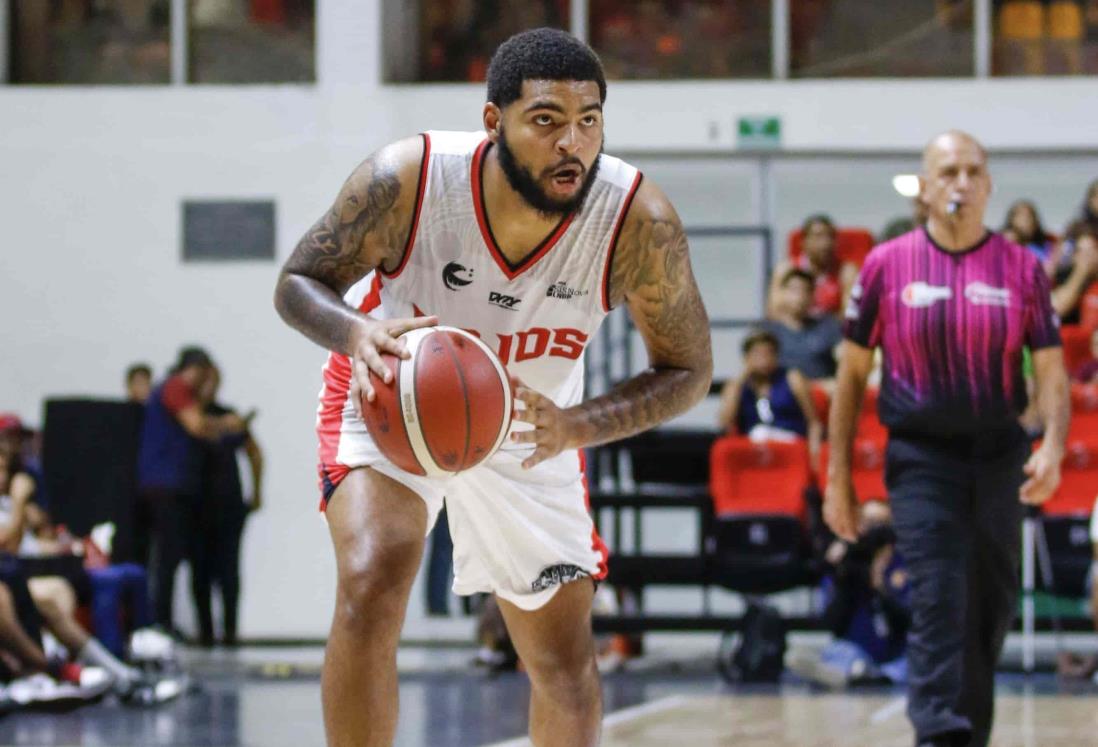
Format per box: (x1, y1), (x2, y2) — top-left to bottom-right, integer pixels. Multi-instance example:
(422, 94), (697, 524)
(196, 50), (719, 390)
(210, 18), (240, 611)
(483, 694), (691, 747)
(869, 695), (907, 725)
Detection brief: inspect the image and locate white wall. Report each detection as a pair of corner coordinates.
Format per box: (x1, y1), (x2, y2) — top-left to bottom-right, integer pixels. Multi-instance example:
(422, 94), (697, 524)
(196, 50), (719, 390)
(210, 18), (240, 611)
(2, 0), (1097, 639)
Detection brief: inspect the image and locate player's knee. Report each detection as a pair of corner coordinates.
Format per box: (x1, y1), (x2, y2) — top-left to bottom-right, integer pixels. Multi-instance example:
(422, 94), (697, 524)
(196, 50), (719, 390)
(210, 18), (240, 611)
(336, 536), (422, 618)
(525, 643), (599, 701)
(0, 584), (13, 615)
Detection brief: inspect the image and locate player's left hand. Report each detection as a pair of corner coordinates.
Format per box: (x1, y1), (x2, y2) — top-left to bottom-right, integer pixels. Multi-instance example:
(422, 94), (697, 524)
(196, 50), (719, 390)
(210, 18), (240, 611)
(509, 375), (574, 470)
(1020, 445), (1063, 505)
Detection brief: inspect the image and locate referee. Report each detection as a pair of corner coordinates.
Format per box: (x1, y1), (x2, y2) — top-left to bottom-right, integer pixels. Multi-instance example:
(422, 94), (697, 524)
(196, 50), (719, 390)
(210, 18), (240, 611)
(825, 131), (1069, 747)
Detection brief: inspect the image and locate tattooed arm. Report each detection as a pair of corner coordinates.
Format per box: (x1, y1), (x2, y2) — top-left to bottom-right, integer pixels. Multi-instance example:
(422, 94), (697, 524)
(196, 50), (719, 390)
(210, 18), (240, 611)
(511, 179), (712, 467)
(274, 136), (436, 402)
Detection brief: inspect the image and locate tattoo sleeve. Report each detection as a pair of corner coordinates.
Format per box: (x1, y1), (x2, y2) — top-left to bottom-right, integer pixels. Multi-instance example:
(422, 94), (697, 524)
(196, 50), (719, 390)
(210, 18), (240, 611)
(568, 197), (713, 448)
(273, 140), (418, 354)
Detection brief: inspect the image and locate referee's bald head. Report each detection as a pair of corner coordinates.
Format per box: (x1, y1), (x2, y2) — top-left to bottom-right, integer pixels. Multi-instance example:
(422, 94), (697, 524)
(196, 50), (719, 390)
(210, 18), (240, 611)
(921, 130), (988, 174)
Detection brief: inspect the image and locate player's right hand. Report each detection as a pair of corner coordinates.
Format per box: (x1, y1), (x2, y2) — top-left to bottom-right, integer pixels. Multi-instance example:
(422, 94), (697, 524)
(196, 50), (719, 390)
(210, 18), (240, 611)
(350, 315), (438, 414)
(823, 479), (859, 543)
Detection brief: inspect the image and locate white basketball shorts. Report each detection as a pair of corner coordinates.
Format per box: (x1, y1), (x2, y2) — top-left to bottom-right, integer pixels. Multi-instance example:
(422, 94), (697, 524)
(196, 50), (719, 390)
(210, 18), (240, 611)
(315, 354), (608, 611)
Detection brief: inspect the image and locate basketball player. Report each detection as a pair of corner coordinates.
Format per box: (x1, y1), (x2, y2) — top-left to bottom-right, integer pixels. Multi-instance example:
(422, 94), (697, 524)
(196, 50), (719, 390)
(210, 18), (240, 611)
(274, 29), (712, 747)
(826, 131), (1069, 747)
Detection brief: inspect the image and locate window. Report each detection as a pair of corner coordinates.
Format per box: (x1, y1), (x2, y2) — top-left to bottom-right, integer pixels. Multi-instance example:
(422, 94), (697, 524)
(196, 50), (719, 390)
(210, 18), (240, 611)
(188, 0), (315, 83)
(790, 0), (974, 78)
(589, 0), (771, 80)
(9, 0), (171, 84)
(993, 0), (1098, 75)
(384, 0), (571, 83)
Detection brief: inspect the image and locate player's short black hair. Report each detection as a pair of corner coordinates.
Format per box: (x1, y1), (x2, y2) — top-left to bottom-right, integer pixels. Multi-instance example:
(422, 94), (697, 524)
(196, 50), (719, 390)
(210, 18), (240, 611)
(741, 329), (780, 356)
(172, 346), (213, 374)
(486, 27), (607, 109)
(125, 362), (152, 383)
(780, 268), (815, 287)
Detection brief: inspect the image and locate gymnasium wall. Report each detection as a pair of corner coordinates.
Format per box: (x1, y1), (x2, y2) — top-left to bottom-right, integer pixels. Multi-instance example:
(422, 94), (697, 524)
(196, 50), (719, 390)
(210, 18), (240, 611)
(1, 0), (1097, 638)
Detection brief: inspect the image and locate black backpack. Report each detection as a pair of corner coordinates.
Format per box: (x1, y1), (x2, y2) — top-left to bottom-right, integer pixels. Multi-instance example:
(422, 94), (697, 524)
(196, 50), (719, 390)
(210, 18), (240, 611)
(718, 600), (787, 683)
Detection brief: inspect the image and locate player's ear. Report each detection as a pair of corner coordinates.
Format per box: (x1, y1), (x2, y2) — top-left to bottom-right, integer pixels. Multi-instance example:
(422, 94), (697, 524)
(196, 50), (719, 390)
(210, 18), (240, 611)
(483, 103), (502, 143)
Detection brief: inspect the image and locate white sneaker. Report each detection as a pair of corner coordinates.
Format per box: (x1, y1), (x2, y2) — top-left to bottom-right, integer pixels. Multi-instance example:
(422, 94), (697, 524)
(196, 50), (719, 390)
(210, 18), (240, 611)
(784, 648), (849, 689)
(130, 627), (175, 663)
(8, 671), (111, 706)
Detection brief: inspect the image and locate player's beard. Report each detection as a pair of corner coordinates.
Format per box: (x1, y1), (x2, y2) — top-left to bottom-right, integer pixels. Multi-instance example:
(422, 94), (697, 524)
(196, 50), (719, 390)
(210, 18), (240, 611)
(496, 127), (602, 219)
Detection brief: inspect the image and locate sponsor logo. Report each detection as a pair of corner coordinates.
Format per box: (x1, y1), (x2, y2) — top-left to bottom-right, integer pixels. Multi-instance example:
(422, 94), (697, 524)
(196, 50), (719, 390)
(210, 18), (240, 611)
(964, 281), (1011, 307)
(489, 291), (522, 311)
(531, 563), (589, 592)
(442, 262), (474, 291)
(901, 281), (952, 308)
(546, 280), (589, 300)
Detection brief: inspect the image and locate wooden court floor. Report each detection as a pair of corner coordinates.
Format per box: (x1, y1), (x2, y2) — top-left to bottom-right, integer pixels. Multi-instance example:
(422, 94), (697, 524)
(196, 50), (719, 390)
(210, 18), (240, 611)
(491, 690), (1098, 747)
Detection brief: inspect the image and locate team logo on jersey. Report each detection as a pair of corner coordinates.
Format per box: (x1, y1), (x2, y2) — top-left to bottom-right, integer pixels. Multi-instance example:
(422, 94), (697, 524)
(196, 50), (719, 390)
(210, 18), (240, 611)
(531, 563), (589, 592)
(442, 262), (474, 291)
(901, 282), (952, 308)
(546, 280), (589, 300)
(964, 281), (1011, 307)
(488, 291), (522, 311)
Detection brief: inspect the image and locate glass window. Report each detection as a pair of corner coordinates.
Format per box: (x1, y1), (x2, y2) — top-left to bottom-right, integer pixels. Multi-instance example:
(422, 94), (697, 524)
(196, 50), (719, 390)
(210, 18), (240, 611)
(188, 0), (315, 83)
(993, 0), (1098, 75)
(589, 0), (771, 79)
(10, 0), (171, 84)
(384, 0), (571, 83)
(790, 0), (974, 78)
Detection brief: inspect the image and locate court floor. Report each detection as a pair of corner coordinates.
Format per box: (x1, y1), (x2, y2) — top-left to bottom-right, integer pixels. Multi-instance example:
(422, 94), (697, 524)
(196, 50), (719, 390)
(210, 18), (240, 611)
(0, 646), (1095, 746)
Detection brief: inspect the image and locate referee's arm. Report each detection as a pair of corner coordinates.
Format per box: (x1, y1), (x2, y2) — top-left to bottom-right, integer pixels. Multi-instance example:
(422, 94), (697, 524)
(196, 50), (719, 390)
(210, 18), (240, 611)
(1021, 348), (1069, 504)
(824, 340), (875, 542)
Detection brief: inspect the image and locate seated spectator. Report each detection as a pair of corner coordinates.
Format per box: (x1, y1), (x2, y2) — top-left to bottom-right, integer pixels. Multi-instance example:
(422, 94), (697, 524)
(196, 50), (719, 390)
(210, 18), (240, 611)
(786, 500), (910, 688)
(880, 216), (917, 243)
(1002, 199), (1060, 276)
(0, 449), (150, 697)
(716, 329), (822, 465)
(125, 363), (152, 405)
(769, 214), (858, 319)
(1051, 229), (1098, 324)
(763, 268), (843, 383)
(1072, 328), (1098, 383)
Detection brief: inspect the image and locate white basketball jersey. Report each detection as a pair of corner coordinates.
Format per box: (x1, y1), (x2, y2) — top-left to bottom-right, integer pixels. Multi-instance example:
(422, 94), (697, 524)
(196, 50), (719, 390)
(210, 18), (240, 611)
(344, 130), (642, 413)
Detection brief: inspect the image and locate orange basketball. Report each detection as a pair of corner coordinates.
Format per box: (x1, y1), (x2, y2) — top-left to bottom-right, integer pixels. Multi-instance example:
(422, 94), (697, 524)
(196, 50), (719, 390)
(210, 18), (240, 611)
(361, 326), (513, 477)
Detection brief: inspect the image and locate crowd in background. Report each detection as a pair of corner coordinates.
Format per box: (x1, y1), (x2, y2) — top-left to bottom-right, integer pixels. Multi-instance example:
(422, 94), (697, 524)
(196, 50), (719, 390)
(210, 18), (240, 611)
(707, 177), (1098, 687)
(0, 345), (262, 709)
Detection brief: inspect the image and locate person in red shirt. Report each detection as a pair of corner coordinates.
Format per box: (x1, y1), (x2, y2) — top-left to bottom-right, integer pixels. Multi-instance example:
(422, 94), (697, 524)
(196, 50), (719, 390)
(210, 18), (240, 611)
(768, 214), (859, 319)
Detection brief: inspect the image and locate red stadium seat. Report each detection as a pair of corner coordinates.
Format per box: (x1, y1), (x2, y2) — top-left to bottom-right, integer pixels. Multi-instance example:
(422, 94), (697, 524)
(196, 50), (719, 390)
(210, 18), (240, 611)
(1078, 282), (1098, 333)
(788, 227), (875, 267)
(1041, 439), (1098, 516)
(1069, 382), (1098, 440)
(819, 439), (888, 504)
(857, 386), (888, 442)
(1060, 325), (1091, 375)
(709, 435), (811, 518)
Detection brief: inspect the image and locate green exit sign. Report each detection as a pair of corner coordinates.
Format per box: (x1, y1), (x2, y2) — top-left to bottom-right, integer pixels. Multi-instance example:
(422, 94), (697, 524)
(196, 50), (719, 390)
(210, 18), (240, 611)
(737, 116), (782, 149)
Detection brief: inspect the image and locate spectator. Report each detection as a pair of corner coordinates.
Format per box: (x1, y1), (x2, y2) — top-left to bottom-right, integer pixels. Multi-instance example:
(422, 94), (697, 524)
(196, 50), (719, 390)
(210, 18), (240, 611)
(1066, 179), (1098, 245)
(716, 329), (822, 465)
(880, 216), (917, 243)
(0, 450), (144, 696)
(125, 363), (152, 405)
(136, 346), (248, 634)
(763, 267), (843, 383)
(1072, 328), (1098, 383)
(1051, 229), (1098, 324)
(0, 415), (48, 511)
(786, 499), (910, 688)
(191, 367), (262, 647)
(1002, 199), (1060, 275)
(769, 214), (858, 319)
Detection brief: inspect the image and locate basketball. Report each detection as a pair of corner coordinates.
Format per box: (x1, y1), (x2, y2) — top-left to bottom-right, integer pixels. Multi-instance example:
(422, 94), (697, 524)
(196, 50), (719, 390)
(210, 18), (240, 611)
(361, 326), (513, 477)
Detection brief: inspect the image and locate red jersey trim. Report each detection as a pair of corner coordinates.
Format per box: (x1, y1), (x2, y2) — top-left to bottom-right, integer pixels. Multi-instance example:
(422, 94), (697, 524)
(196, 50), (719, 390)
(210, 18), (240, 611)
(470, 139), (576, 281)
(600, 171), (644, 312)
(578, 450), (609, 580)
(317, 273), (384, 512)
(380, 133), (431, 280)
